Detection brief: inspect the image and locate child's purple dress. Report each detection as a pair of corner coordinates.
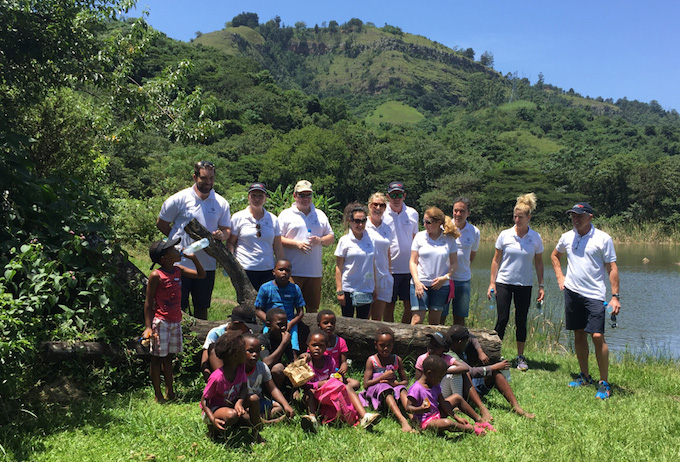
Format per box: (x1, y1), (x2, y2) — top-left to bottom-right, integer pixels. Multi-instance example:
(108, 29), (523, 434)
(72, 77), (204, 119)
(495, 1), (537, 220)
(360, 354), (406, 410)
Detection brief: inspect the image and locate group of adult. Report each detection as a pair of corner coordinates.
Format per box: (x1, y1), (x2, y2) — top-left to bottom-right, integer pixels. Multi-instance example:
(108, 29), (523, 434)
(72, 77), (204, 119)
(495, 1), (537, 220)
(157, 161), (621, 398)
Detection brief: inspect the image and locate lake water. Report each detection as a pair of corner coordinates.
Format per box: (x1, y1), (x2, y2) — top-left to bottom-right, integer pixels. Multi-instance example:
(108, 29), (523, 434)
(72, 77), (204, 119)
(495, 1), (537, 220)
(469, 241), (680, 358)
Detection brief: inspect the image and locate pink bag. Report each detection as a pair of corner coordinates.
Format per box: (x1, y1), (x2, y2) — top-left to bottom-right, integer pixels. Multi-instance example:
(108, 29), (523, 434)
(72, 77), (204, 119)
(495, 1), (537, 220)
(314, 377), (359, 425)
(447, 280), (456, 303)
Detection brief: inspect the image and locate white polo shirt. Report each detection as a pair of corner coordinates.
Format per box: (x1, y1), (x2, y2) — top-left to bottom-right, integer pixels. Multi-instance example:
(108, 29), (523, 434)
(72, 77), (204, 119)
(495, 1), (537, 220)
(278, 204), (334, 278)
(410, 231), (457, 286)
(230, 208), (281, 271)
(495, 227), (544, 287)
(334, 231), (376, 293)
(383, 204), (419, 274)
(158, 187), (231, 271)
(366, 220), (393, 283)
(555, 225), (616, 300)
(452, 221), (480, 282)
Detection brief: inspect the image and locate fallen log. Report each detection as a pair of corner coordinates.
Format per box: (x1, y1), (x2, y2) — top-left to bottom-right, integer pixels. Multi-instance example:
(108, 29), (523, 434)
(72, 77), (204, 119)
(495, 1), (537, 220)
(43, 313), (501, 366)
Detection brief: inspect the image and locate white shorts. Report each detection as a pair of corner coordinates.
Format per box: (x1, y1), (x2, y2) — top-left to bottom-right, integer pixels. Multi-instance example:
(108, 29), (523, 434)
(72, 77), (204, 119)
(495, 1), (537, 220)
(375, 275), (394, 303)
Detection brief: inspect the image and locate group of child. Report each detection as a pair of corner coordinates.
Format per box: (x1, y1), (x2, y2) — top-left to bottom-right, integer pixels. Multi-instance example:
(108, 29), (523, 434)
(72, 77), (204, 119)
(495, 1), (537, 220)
(145, 239), (533, 442)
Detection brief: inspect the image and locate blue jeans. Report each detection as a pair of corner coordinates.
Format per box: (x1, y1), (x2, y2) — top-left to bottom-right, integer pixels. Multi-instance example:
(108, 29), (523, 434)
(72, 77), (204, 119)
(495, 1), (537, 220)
(442, 279), (471, 319)
(410, 284), (449, 311)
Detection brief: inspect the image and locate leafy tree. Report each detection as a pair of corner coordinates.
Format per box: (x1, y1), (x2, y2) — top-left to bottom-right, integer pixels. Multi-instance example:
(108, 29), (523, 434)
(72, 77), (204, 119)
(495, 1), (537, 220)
(462, 48), (475, 60)
(480, 51), (494, 68)
(231, 11), (259, 29)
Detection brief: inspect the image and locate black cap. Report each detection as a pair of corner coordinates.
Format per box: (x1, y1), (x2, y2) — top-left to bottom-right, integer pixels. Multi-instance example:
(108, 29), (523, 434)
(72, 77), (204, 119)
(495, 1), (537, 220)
(566, 202), (594, 215)
(149, 237), (180, 269)
(248, 182), (267, 193)
(447, 325), (470, 341)
(230, 306), (260, 332)
(427, 331), (450, 347)
(387, 181), (406, 194)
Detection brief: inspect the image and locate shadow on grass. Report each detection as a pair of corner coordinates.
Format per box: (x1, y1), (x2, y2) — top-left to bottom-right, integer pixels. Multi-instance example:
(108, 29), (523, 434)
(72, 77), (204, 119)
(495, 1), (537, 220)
(0, 398), (125, 461)
(525, 358), (561, 372)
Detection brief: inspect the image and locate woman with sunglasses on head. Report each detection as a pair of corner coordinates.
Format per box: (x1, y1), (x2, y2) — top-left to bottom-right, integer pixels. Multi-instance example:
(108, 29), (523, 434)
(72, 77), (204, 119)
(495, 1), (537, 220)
(365, 192), (394, 321)
(488, 193), (544, 372)
(409, 207), (459, 325)
(335, 202), (376, 319)
(227, 183), (284, 291)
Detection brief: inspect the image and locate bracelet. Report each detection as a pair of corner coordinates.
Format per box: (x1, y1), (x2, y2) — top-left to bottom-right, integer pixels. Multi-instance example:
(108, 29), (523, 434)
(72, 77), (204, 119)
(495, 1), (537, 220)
(538, 284), (544, 288)
(482, 366), (488, 376)
(336, 290), (344, 295)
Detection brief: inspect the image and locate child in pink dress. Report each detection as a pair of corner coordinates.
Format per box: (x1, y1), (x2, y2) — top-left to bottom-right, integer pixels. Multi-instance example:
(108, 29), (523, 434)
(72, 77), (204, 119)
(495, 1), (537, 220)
(316, 309), (361, 390)
(360, 327), (414, 432)
(300, 330), (380, 432)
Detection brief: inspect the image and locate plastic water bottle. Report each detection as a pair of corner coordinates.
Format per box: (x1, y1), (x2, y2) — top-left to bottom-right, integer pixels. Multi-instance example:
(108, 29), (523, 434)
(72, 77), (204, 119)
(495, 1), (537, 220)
(488, 289), (496, 310)
(536, 299), (544, 311)
(182, 237), (209, 255)
(305, 229), (313, 253)
(605, 301), (617, 328)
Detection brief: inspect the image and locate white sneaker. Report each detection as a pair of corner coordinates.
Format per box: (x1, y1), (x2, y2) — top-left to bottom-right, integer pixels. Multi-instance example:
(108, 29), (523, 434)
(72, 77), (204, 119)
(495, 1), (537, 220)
(301, 414), (319, 433)
(359, 412), (381, 429)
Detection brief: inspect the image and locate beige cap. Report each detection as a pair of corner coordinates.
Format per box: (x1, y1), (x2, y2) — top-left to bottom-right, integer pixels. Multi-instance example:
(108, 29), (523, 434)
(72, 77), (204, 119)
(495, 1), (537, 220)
(294, 180), (313, 193)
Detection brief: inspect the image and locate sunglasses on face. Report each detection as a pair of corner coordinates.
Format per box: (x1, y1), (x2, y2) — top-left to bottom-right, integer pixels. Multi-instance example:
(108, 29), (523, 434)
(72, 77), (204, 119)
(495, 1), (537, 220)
(297, 192), (312, 198)
(351, 218), (367, 224)
(371, 202), (386, 209)
(423, 219), (438, 225)
(388, 193), (404, 199)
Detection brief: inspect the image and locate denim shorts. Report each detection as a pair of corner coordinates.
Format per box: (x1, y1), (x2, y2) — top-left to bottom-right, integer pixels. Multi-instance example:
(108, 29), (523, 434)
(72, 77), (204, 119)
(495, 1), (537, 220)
(410, 284), (449, 311)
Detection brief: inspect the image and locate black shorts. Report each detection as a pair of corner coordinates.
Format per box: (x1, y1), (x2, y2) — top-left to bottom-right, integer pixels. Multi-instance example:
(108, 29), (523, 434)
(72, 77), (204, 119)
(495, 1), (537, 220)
(391, 273), (412, 303)
(245, 269), (274, 291)
(564, 288), (605, 334)
(181, 271), (216, 311)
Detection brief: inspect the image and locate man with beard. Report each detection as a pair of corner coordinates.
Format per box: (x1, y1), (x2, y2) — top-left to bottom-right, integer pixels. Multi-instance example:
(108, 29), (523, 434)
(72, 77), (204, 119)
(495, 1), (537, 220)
(157, 161), (231, 320)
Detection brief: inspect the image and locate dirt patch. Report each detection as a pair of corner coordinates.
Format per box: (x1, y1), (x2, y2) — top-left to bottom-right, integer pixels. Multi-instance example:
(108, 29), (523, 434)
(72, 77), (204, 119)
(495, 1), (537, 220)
(37, 377), (86, 404)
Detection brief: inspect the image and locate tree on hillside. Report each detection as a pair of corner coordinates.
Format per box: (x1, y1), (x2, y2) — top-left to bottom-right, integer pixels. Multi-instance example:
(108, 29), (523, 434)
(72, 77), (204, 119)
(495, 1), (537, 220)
(231, 11), (259, 29)
(480, 51), (494, 68)
(463, 48), (475, 60)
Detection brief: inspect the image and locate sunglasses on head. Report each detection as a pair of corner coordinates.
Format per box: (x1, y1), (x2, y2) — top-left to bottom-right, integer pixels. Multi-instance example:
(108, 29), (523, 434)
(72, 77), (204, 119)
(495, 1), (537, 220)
(389, 193), (404, 199)
(351, 218), (367, 224)
(195, 160), (214, 169)
(371, 202), (386, 208)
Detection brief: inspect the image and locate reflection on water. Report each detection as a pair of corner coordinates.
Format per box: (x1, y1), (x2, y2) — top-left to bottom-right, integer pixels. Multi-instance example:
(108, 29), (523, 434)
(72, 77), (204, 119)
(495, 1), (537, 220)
(470, 241), (680, 358)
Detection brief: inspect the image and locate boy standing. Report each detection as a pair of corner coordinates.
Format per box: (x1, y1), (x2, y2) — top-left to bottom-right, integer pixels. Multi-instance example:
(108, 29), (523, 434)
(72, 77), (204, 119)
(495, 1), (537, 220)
(145, 238), (205, 402)
(255, 259), (305, 353)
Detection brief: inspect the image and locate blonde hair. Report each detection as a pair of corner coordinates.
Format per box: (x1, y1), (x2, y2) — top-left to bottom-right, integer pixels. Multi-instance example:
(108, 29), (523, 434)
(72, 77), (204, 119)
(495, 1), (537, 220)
(425, 207), (460, 238)
(515, 193), (537, 215)
(368, 192), (387, 204)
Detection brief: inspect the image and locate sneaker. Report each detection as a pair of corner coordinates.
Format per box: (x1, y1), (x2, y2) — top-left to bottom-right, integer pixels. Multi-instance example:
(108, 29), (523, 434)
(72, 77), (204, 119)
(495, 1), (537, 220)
(359, 412), (381, 429)
(595, 380), (612, 400)
(300, 414), (319, 433)
(516, 355), (529, 371)
(568, 372), (594, 387)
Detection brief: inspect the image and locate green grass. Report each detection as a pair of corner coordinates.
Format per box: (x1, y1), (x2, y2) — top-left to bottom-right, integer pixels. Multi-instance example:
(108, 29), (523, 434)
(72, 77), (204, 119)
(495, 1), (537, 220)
(365, 101), (425, 125)
(3, 348), (678, 461)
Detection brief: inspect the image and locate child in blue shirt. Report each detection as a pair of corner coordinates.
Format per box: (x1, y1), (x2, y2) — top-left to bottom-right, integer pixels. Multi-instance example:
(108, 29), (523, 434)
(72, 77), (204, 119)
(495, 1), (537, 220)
(255, 259), (305, 353)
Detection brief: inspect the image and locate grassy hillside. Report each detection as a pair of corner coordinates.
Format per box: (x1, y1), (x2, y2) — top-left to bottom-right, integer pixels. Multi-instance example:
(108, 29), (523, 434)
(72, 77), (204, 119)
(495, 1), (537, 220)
(365, 101), (425, 125)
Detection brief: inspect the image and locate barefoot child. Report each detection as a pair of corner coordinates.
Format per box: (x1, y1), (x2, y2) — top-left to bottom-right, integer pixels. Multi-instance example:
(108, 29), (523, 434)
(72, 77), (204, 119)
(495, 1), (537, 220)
(201, 331), (262, 443)
(259, 308), (295, 389)
(446, 325), (535, 419)
(317, 309), (361, 390)
(407, 355), (485, 436)
(301, 330), (380, 433)
(255, 260), (305, 354)
(243, 334), (295, 423)
(144, 238), (205, 403)
(360, 327), (415, 432)
(414, 332), (492, 428)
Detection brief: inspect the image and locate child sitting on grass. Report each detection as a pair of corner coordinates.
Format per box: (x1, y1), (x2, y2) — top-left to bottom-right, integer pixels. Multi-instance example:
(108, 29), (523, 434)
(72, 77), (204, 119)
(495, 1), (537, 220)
(446, 325), (535, 419)
(200, 305), (260, 381)
(201, 331), (263, 443)
(259, 308), (295, 390)
(144, 237), (205, 403)
(243, 333), (295, 423)
(360, 326), (415, 433)
(300, 330), (381, 433)
(316, 309), (361, 390)
(414, 332), (493, 429)
(407, 355), (486, 436)
(255, 259), (305, 355)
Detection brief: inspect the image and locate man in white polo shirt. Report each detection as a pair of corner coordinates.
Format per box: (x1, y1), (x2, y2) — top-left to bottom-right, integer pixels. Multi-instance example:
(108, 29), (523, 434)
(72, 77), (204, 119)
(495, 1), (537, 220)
(551, 202), (621, 400)
(157, 161), (232, 320)
(278, 180), (335, 313)
(382, 181), (419, 323)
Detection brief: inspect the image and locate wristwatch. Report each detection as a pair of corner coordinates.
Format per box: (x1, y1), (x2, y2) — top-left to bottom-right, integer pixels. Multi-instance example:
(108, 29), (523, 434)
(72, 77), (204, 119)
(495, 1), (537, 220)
(612, 293), (620, 299)
(336, 290), (344, 295)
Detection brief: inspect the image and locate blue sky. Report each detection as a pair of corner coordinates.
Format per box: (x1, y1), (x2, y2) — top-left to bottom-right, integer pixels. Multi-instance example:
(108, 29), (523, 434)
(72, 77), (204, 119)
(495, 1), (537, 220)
(131, 0), (680, 111)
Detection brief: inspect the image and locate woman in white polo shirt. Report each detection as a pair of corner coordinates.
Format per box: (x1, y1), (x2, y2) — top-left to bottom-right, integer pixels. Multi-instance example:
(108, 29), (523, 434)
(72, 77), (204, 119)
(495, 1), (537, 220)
(335, 202), (375, 319)
(365, 192), (394, 321)
(488, 193), (545, 372)
(409, 207), (459, 325)
(227, 182), (283, 290)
